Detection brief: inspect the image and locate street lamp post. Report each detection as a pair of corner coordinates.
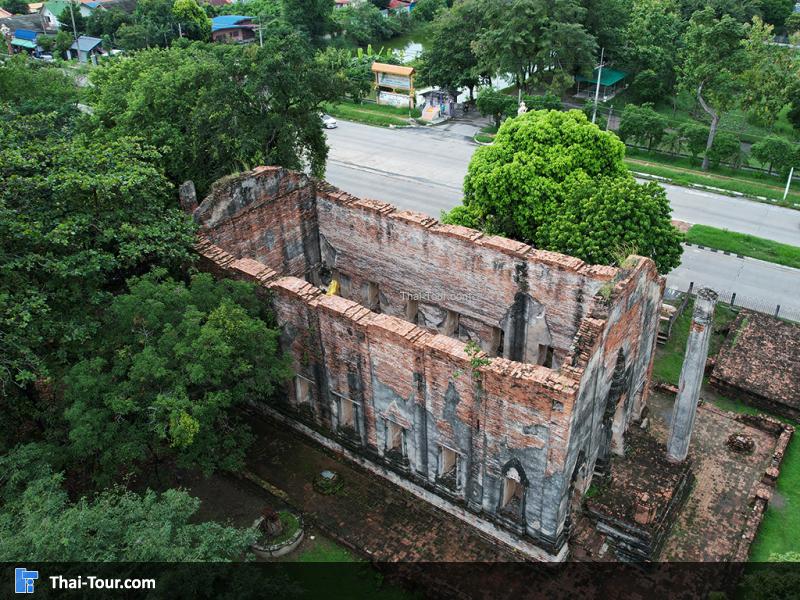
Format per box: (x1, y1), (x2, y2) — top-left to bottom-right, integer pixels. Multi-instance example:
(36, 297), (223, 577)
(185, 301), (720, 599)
(591, 47), (605, 125)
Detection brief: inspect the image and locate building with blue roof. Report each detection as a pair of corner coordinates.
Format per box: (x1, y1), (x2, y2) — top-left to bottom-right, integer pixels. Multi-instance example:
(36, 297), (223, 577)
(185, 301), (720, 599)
(211, 15), (257, 43)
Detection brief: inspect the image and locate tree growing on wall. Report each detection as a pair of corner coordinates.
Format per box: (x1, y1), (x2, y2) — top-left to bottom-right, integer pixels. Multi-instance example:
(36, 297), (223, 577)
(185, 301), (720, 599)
(63, 270), (291, 485)
(678, 7), (746, 170)
(442, 110), (682, 273)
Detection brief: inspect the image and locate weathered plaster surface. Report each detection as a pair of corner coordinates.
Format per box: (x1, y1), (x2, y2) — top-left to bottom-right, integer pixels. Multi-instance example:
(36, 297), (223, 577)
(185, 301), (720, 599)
(193, 167), (665, 559)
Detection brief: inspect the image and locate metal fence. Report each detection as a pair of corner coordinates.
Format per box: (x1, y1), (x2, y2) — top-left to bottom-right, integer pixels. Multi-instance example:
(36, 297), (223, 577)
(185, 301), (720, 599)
(666, 283), (800, 324)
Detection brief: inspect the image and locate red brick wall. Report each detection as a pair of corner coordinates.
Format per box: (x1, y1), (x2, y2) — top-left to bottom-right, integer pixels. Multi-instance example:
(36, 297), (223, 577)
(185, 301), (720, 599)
(193, 167), (665, 556)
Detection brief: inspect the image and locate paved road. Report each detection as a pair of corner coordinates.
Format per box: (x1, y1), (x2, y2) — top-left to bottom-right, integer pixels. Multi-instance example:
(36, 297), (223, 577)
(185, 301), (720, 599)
(324, 121), (800, 320)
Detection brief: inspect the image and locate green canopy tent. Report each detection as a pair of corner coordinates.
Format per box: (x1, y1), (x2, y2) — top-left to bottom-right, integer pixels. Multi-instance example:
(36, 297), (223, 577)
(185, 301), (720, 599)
(575, 68), (627, 100)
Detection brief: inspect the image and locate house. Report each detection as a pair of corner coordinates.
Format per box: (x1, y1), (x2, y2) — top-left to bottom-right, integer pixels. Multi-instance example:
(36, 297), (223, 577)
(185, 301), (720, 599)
(40, 1), (94, 30)
(68, 34), (102, 62)
(210, 15), (257, 43)
(388, 0), (414, 12)
(0, 13), (49, 34)
(10, 28), (39, 54)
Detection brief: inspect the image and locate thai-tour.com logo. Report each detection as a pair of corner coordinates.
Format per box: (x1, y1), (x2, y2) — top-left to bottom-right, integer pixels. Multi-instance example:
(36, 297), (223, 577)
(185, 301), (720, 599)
(14, 567), (156, 594)
(14, 568), (38, 594)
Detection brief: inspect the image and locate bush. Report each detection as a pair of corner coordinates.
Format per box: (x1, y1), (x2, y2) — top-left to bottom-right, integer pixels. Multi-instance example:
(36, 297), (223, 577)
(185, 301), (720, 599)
(707, 131), (744, 167)
(476, 88), (517, 127)
(522, 91), (562, 111)
(618, 103), (666, 150)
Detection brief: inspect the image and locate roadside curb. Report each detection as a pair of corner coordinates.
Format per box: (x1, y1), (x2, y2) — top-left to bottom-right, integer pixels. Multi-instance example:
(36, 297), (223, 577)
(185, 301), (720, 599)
(632, 170), (800, 210)
(683, 241), (745, 259)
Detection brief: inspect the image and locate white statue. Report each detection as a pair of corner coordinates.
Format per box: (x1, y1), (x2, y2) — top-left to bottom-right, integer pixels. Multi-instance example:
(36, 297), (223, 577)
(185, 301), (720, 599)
(517, 101), (528, 116)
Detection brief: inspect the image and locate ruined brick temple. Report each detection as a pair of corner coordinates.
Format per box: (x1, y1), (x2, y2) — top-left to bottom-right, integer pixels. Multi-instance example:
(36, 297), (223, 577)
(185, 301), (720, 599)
(187, 167), (664, 560)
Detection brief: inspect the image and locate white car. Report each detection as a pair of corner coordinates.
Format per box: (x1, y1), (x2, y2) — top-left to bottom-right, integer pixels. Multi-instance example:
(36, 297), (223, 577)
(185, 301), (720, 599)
(321, 114), (338, 129)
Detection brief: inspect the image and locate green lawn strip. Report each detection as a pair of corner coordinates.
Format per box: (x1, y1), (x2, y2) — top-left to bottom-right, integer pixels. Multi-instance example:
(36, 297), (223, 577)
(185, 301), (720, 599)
(685, 225), (800, 269)
(324, 100), (421, 127)
(474, 133), (495, 144)
(625, 157), (800, 209)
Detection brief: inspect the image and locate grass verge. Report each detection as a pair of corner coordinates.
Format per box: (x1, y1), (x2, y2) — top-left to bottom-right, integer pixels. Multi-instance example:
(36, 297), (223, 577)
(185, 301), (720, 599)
(685, 225), (800, 269)
(652, 299), (737, 386)
(324, 100), (420, 127)
(624, 151), (800, 209)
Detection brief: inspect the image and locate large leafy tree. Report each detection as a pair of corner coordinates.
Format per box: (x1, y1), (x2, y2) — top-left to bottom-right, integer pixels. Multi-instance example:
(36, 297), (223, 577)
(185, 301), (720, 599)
(443, 110), (682, 273)
(0, 103), (195, 448)
(620, 0), (685, 103)
(416, 0), (487, 99)
(172, 0), (212, 40)
(64, 271), (291, 485)
(741, 17), (800, 128)
(678, 7), (746, 170)
(0, 446), (256, 561)
(617, 103), (667, 150)
(88, 39), (343, 194)
(282, 0), (333, 46)
(580, 0), (632, 55)
(0, 0), (29, 14)
(472, 0), (596, 93)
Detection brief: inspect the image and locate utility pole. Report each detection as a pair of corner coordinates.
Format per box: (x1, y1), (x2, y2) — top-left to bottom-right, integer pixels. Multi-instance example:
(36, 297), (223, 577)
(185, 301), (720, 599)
(68, 1), (78, 41)
(783, 166), (794, 201)
(178, 22), (182, 38)
(606, 105), (613, 131)
(258, 18), (263, 48)
(591, 47), (605, 125)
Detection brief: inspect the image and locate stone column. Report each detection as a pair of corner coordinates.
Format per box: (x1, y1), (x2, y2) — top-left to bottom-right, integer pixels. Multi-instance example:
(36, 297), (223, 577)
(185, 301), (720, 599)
(667, 288), (717, 462)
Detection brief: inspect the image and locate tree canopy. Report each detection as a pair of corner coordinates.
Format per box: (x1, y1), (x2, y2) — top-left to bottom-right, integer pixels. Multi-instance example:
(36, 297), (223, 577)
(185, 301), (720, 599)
(678, 7), (747, 170)
(64, 270), (291, 484)
(443, 110), (682, 273)
(88, 38), (344, 194)
(472, 0), (596, 93)
(0, 445), (255, 561)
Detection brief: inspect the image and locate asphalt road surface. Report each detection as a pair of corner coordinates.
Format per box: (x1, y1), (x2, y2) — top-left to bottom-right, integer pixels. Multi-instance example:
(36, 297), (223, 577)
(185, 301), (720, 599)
(324, 121), (800, 321)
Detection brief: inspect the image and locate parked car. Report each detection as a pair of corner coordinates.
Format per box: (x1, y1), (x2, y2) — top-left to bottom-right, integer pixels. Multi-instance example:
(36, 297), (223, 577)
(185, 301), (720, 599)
(321, 114), (338, 129)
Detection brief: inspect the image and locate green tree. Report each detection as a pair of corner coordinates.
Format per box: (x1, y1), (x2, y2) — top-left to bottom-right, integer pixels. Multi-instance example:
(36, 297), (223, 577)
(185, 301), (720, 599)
(475, 87), (516, 128)
(332, 2), (391, 44)
(86, 7), (132, 38)
(36, 34), (56, 53)
(89, 39), (344, 194)
(617, 103), (667, 149)
(411, 0), (446, 22)
(133, 0), (180, 47)
(620, 0), (684, 103)
(0, 0), (29, 14)
(472, 0), (596, 93)
(0, 109), (195, 448)
(750, 135), (797, 174)
(741, 17), (799, 128)
(0, 447), (256, 561)
(173, 0), (211, 40)
(678, 0), (760, 22)
(679, 7), (747, 170)
(785, 12), (800, 33)
(444, 110), (681, 273)
(444, 110), (682, 273)
(706, 131), (743, 167)
(679, 121), (710, 160)
(282, 0), (333, 46)
(54, 29), (74, 57)
(63, 270), (291, 484)
(760, 0), (794, 26)
(416, 0), (486, 99)
(522, 91), (563, 111)
(580, 0), (632, 54)
(58, 3), (86, 35)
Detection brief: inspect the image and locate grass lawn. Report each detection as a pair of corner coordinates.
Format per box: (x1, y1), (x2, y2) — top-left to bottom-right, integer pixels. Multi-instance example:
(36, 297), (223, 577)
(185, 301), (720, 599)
(652, 300), (737, 386)
(624, 151), (800, 209)
(685, 225), (800, 269)
(651, 299), (799, 561)
(324, 100), (421, 128)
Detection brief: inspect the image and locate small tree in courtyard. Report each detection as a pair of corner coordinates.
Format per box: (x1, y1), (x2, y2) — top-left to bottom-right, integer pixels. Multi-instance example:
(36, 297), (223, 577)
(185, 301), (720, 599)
(476, 88), (516, 128)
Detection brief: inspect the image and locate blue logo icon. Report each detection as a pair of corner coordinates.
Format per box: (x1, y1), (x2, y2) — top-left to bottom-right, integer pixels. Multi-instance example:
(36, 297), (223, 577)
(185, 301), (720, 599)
(15, 568), (38, 594)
